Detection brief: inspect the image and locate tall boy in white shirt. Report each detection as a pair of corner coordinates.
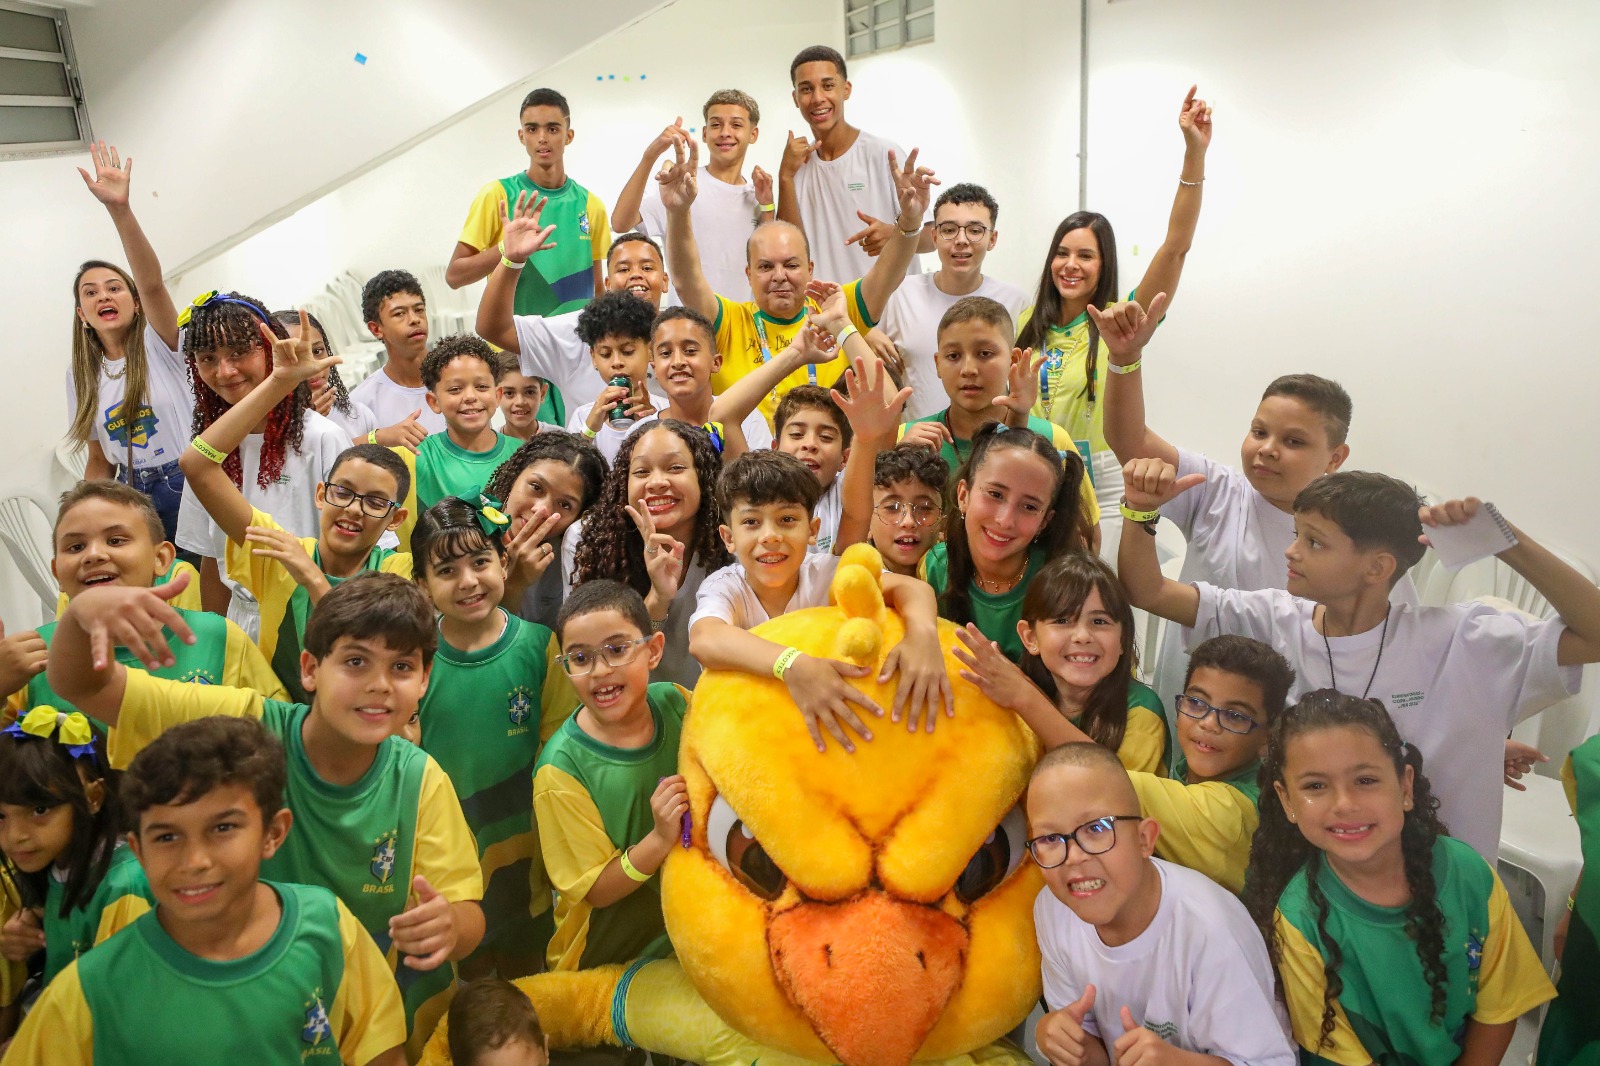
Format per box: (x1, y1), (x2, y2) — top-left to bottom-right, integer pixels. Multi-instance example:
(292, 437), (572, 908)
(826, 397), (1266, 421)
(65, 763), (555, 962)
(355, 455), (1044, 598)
(1028, 742), (1294, 1065)
(615, 90), (774, 302)
(871, 183), (1028, 418)
(778, 45), (930, 285)
(1118, 463), (1600, 861)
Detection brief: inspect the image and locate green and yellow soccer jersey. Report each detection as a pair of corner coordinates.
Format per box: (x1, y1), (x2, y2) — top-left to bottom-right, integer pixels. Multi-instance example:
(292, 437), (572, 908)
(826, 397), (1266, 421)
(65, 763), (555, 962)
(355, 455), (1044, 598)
(8, 882), (404, 1065)
(1537, 735), (1600, 1065)
(108, 669), (482, 1056)
(533, 682), (689, 972)
(1113, 680), (1167, 776)
(1018, 289), (1140, 453)
(54, 556), (201, 619)
(418, 611), (578, 953)
(225, 507), (412, 704)
(1131, 758), (1261, 895)
(9, 607), (286, 767)
(41, 842), (153, 987)
(414, 431), (522, 512)
(460, 173), (609, 317)
(710, 284), (875, 428)
(1274, 836), (1554, 1064)
(920, 543), (1045, 663)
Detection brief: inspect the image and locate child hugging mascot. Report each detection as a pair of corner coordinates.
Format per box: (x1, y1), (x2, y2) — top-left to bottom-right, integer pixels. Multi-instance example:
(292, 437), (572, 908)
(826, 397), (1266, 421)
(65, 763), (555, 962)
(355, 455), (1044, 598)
(423, 544), (1045, 1065)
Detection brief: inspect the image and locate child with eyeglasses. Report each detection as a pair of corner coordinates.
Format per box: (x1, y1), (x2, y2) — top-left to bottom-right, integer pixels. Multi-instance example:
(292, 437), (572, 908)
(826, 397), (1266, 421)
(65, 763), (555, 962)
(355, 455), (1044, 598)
(868, 443), (947, 577)
(178, 312), (413, 702)
(533, 579), (689, 975)
(1025, 742), (1294, 1066)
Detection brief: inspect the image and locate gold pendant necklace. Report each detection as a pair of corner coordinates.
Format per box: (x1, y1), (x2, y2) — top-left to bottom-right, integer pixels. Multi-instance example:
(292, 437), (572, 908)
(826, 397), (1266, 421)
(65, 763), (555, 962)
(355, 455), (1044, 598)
(976, 555), (1029, 595)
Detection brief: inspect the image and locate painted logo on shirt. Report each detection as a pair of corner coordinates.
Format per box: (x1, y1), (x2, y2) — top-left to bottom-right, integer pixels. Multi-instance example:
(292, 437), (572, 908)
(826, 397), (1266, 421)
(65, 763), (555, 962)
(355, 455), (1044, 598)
(302, 996), (331, 1044)
(578, 213), (592, 239)
(507, 686), (533, 727)
(370, 833), (397, 883)
(847, 182), (866, 191)
(103, 400), (157, 450)
(1465, 932), (1484, 973)
(1143, 1020), (1179, 1042)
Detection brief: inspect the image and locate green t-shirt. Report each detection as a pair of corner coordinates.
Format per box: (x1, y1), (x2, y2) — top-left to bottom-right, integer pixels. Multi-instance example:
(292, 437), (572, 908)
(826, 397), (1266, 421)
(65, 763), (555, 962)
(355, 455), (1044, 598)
(414, 430), (521, 512)
(74, 882), (357, 1063)
(270, 542), (405, 705)
(903, 411), (1083, 476)
(496, 173), (606, 319)
(534, 682), (687, 970)
(42, 843), (153, 987)
(418, 611), (568, 950)
(921, 542), (1044, 662)
(1539, 735), (1600, 1065)
(25, 610), (233, 731)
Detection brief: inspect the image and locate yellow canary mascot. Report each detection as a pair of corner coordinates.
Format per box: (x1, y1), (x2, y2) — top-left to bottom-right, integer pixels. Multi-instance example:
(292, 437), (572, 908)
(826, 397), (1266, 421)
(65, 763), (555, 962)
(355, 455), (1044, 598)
(422, 545), (1043, 1065)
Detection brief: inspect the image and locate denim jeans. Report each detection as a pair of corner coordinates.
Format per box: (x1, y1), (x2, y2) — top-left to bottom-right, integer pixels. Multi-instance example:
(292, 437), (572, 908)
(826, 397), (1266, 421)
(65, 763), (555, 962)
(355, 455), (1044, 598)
(118, 458), (185, 545)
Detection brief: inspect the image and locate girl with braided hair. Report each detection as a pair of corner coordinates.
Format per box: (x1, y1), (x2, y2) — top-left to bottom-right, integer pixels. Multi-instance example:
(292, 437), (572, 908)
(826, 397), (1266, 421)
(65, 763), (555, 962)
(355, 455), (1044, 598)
(1244, 690), (1552, 1065)
(69, 141), (193, 543)
(570, 419), (730, 687)
(174, 292), (349, 628)
(271, 309), (379, 445)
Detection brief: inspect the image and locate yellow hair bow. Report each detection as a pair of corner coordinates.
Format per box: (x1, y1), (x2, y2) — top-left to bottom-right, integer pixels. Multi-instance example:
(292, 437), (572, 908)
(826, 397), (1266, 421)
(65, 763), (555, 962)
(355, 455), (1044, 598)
(9, 706), (97, 756)
(175, 290), (219, 328)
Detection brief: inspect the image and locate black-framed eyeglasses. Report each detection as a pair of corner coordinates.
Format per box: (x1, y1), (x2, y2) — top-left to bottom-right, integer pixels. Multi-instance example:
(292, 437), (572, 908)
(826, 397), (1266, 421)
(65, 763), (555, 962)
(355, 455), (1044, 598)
(872, 500), (942, 527)
(556, 637), (649, 677)
(1173, 694), (1261, 735)
(934, 222), (991, 242)
(1025, 815), (1141, 868)
(323, 481), (400, 519)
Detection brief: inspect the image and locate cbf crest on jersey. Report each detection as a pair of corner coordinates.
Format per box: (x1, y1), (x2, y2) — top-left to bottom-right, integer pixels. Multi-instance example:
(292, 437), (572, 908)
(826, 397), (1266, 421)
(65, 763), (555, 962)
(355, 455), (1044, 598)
(302, 995), (331, 1045)
(370, 833), (397, 883)
(507, 686), (533, 727)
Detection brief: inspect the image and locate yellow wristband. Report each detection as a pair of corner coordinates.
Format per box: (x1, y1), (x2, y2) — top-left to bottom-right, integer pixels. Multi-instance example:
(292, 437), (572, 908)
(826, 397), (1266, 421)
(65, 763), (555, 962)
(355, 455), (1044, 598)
(366, 429), (378, 445)
(773, 646), (803, 680)
(190, 438), (227, 464)
(1120, 499), (1161, 524)
(759, 202), (775, 212)
(619, 847), (651, 883)
(498, 242), (526, 271)
(836, 324), (860, 346)
(581, 425), (598, 440)
(1106, 359), (1142, 376)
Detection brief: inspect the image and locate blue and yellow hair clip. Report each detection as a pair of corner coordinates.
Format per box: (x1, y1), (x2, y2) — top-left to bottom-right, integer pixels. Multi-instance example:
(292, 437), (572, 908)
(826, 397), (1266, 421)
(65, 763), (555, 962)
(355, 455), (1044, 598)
(176, 290), (270, 329)
(3, 706), (97, 759)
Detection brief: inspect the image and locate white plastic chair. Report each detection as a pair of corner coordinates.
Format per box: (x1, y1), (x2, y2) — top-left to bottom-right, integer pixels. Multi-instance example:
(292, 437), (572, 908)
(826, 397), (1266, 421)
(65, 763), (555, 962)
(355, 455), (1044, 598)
(418, 264), (473, 339)
(0, 490), (62, 626)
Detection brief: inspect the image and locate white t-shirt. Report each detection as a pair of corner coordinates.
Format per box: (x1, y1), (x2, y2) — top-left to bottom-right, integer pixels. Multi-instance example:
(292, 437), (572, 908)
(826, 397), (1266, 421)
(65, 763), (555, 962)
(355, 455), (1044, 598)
(1191, 585), (1581, 860)
(1036, 859), (1294, 1066)
(65, 323), (195, 472)
(812, 475), (842, 555)
(638, 165), (760, 303)
(175, 410), (352, 636)
(512, 310), (607, 414)
(689, 554), (840, 631)
(348, 365), (445, 435)
(791, 128), (923, 287)
(321, 397), (379, 443)
(566, 391), (671, 464)
(877, 272), (1030, 419)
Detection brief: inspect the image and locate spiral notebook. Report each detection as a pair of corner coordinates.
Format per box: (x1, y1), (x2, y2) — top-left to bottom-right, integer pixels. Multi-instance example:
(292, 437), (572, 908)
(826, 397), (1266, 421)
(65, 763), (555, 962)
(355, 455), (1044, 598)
(1428, 502), (1518, 570)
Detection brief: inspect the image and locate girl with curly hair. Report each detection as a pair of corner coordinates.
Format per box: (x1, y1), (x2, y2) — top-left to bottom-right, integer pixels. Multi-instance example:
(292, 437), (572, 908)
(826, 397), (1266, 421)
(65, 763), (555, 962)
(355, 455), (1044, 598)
(1244, 691), (1553, 1065)
(271, 309), (378, 444)
(174, 292), (349, 628)
(570, 419), (730, 687)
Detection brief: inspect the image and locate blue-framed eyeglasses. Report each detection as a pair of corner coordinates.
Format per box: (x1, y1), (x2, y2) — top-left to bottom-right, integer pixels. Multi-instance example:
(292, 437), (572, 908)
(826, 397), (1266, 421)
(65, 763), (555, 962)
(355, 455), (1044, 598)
(1173, 694), (1261, 735)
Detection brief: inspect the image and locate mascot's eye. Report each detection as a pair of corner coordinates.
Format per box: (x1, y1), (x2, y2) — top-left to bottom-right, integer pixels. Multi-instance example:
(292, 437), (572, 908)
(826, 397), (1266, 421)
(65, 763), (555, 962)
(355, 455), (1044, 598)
(707, 795), (788, 901)
(954, 806), (1029, 904)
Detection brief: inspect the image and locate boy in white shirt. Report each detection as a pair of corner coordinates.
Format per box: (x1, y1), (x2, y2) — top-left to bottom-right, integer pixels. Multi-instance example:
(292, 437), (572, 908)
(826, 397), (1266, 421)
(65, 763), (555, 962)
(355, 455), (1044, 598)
(563, 290), (667, 463)
(1028, 742), (1294, 1066)
(615, 90), (774, 302)
(871, 183), (1028, 417)
(1118, 463), (1600, 860)
(778, 45), (929, 286)
(349, 269), (438, 440)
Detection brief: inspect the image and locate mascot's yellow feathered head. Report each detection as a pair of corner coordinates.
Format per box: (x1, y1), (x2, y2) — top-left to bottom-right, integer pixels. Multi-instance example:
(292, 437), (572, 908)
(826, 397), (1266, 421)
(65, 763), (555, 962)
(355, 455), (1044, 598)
(665, 544), (1043, 1066)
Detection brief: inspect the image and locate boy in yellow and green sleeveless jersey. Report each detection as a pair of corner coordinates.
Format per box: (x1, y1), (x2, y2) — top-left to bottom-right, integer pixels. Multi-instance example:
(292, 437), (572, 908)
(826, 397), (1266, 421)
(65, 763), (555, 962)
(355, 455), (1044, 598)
(3, 481), (282, 761)
(177, 329), (414, 703)
(5, 715), (407, 1066)
(1537, 734), (1600, 1065)
(47, 571), (484, 1060)
(534, 580), (689, 972)
(55, 553), (199, 617)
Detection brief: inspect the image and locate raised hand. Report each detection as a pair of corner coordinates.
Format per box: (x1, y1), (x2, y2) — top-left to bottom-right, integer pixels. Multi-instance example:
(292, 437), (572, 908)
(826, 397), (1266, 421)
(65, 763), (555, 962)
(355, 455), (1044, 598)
(1035, 984), (1098, 1066)
(1086, 291), (1169, 364)
(844, 210), (894, 257)
(501, 191), (558, 264)
(67, 573), (196, 671)
(887, 148), (940, 230)
(1113, 1005), (1181, 1065)
(309, 380), (338, 417)
(656, 131), (700, 213)
(1416, 497), (1482, 549)
(0, 617), (48, 698)
(752, 166), (774, 208)
(390, 876), (456, 971)
(784, 323), (838, 367)
(1178, 84), (1214, 154)
(261, 310), (340, 387)
(1121, 457), (1204, 513)
(833, 354), (911, 445)
(781, 130), (817, 177)
(953, 624), (1054, 715)
(76, 140), (132, 208)
(804, 280), (848, 335)
(994, 347), (1044, 426)
(646, 117), (686, 160)
(863, 328), (906, 381)
(244, 524), (325, 592)
(625, 501), (686, 603)
(900, 420), (952, 454)
(1503, 738), (1548, 791)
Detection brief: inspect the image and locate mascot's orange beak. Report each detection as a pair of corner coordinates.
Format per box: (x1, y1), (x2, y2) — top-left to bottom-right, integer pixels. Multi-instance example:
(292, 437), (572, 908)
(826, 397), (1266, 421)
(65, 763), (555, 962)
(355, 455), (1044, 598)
(768, 891), (968, 1066)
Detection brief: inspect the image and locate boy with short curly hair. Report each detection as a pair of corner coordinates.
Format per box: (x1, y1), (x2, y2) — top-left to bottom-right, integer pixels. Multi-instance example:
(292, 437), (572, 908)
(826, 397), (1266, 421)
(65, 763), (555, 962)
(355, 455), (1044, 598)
(415, 335), (521, 510)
